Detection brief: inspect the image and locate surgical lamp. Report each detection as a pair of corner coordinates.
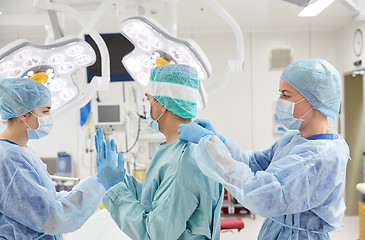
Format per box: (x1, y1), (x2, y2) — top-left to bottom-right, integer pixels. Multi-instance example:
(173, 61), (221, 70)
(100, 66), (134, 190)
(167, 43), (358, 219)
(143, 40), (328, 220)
(0, 37), (96, 112)
(120, 16), (211, 110)
(28, 0), (111, 118)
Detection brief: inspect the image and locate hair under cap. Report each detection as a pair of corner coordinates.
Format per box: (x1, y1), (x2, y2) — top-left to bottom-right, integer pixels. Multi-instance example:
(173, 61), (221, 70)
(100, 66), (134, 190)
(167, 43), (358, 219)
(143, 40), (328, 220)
(147, 64), (200, 119)
(0, 78), (52, 120)
(281, 58), (341, 119)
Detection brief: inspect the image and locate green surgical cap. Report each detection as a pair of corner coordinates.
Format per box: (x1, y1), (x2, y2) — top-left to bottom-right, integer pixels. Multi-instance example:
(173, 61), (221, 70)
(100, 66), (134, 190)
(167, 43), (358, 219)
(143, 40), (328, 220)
(281, 58), (341, 119)
(147, 64), (199, 119)
(0, 78), (52, 120)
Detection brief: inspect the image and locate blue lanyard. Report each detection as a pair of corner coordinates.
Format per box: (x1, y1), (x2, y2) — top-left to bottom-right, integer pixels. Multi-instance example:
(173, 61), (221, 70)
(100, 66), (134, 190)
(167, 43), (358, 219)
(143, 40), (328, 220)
(0, 139), (18, 145)
(307, 133), (337, 140)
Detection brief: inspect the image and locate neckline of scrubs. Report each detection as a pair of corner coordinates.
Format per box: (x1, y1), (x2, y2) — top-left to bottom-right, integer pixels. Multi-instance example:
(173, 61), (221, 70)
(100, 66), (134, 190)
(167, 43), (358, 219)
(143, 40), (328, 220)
(0, 139), (18, 145)
(160, 139), (181, 148)
(307, 133), (337, 140)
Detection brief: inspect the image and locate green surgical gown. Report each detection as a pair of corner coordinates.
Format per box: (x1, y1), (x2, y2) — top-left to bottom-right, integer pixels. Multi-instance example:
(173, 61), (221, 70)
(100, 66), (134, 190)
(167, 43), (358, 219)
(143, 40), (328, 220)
(102, 140), (223, 240)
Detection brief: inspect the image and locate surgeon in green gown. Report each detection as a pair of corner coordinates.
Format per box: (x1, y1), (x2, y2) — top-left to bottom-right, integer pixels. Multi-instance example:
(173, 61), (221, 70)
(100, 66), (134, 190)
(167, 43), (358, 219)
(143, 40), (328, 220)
(95, 64), (224, 240)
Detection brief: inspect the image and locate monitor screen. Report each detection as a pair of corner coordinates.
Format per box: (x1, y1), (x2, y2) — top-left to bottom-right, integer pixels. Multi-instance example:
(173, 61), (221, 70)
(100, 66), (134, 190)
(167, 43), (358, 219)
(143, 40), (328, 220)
(85, 33), (135, 82)
(97, 105), (120, 123)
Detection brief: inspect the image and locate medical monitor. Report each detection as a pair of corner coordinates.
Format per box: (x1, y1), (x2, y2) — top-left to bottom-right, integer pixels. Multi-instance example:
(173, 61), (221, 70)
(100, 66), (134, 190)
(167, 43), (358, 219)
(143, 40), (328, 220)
(93, 103), (125, 126)
(85, 33), (135, 83)
(97, 105), (120, 123)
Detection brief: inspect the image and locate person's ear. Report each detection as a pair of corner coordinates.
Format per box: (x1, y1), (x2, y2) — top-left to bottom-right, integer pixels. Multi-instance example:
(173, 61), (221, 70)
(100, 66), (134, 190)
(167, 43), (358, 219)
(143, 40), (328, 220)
(18, 113), (30, 122)
(161, 106), (167, 113)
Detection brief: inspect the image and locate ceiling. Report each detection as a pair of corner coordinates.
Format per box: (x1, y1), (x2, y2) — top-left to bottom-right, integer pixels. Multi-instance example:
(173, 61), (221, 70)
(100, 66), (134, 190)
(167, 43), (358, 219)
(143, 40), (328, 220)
(0, 0), (359, 40)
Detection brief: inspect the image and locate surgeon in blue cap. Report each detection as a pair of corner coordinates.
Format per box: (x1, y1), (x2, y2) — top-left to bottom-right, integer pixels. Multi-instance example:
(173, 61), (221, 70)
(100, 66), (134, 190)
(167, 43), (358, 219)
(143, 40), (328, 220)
(178, 59), (350, 239)
(0, 78), (124, 239)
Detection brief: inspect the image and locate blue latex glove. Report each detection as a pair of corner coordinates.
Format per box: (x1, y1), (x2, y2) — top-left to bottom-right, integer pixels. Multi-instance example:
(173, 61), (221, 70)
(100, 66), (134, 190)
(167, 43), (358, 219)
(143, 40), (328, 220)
(178, 122), (214, 144)
(95, 128), (125, 190)
(194, 119), (226, 143)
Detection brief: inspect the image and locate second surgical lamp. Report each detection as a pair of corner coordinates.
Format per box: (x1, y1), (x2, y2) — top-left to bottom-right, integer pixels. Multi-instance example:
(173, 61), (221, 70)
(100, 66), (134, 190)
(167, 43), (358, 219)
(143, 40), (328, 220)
(120, 16), (211, 110)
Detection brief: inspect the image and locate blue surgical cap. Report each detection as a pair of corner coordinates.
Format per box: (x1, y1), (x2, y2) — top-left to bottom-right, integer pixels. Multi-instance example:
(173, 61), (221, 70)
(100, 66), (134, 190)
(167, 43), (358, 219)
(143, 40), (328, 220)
(281, 59), (341, 119)
(147, 64), (200, 119)
(0, 78), (52, 120)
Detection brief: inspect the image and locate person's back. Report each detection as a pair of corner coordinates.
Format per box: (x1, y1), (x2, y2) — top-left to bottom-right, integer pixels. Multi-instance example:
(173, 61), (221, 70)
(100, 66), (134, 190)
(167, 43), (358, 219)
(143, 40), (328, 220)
(142, 140), (223, 239)
(100, 64), (223, 239)
(105, 140), (223, 239)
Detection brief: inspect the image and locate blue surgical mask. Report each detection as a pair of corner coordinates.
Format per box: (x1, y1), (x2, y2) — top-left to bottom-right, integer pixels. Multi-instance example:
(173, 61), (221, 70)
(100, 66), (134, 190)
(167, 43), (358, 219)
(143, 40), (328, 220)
(145, 100), (164, 132)
(25, 112), (53, 139)
(275, 98), (313, 130)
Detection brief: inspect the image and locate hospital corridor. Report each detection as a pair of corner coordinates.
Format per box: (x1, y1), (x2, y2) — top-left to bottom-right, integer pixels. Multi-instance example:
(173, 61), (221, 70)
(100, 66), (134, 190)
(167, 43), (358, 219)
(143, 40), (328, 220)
(0, 0), (365, 239)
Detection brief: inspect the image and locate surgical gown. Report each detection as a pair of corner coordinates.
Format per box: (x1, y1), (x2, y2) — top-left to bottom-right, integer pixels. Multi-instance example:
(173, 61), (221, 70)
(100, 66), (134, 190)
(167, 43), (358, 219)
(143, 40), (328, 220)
(102, 140), (224, 240)
(0, 140), (106, 239)
(194, 131), (349, 240)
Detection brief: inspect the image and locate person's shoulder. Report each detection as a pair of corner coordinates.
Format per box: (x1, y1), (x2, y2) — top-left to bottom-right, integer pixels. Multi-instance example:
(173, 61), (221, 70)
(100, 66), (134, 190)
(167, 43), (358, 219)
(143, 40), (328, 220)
(281, 130), (299, 141)
(0, 142), (30, 180)
(0, 141), (20, 157)
(293, 136), (349, 165)
(178, 141), (198, 164)
(176, 141), (210, 179)
(0, 142), (27, 165)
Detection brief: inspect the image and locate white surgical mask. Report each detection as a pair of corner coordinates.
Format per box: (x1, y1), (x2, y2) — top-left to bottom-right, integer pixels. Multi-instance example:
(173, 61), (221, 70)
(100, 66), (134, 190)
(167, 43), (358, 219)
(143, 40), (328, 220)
(145, 100), (164, 132)
(275, 98), (313, 130)
(25, 112), (53, 139)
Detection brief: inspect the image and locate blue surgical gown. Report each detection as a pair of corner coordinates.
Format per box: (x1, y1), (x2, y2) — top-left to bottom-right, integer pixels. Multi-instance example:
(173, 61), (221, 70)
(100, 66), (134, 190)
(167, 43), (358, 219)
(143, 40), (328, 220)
(194, 131), (349, 240)
(102, 140), (224, 240)
(0, 140), (106, 239)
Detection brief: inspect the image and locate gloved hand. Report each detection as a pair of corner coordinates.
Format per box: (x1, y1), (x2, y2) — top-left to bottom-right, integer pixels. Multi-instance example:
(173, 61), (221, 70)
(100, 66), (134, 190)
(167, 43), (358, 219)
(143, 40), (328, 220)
(178, 122), (214, 144)
(95, 128), (125, 190)
(194, 119), (226, 143)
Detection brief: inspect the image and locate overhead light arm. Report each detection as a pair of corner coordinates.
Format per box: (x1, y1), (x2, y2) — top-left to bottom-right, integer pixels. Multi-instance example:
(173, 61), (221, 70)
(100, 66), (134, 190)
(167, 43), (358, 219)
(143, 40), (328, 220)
(33, 0), (111, 117)
(47, 0), (64, 40)
(202, 0), (245, 95)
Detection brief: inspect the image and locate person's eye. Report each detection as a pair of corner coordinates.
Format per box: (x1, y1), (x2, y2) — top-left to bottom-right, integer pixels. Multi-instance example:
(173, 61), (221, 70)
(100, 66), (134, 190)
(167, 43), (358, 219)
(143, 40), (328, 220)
(279, 92), (289, 98)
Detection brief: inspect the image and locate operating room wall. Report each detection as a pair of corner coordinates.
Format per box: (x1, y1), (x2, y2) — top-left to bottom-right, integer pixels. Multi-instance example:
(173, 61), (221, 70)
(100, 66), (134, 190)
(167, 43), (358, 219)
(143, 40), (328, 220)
(186, 30), (338, 151)
(0, 29), (339, 179)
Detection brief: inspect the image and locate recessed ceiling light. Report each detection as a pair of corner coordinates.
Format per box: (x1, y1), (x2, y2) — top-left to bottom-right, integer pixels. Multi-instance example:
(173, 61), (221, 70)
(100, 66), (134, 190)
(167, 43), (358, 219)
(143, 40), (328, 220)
(298, 0), (335, 17)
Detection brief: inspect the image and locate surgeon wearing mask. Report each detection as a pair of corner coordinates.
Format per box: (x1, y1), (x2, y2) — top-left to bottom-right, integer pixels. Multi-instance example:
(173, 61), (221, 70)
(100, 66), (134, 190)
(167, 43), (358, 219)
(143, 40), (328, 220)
(178, 59), (350, 239)
(95, 64), (223, 240)
(0, 78), (124, 239)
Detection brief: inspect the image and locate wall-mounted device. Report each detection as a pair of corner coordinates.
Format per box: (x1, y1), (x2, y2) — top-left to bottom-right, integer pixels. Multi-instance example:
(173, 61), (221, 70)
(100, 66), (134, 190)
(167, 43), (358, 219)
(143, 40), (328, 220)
(93, 102), (125, 127)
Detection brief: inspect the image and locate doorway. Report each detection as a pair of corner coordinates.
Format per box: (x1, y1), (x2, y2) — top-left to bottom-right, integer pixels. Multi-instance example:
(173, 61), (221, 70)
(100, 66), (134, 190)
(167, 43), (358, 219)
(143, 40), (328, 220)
(344, 72), (364, 215)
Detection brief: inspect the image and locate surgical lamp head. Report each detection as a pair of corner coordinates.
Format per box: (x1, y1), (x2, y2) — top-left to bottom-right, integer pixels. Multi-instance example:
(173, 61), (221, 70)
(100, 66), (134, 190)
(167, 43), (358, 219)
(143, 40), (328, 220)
(0, 37), (96, 113)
